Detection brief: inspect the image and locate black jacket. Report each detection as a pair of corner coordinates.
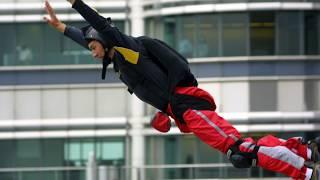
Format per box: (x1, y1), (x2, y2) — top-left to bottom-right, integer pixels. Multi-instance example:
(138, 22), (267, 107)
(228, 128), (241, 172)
(64, 0), (197, 111)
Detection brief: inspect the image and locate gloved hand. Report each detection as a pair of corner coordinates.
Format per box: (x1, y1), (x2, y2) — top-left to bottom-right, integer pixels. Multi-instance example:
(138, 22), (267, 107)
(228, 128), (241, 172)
(151, 112), (171, 133)
(66, 0), (76, 5)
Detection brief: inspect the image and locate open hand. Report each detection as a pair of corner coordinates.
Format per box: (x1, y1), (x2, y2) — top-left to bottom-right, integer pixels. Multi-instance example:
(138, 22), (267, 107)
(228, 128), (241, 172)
(43, 0), (66, 33)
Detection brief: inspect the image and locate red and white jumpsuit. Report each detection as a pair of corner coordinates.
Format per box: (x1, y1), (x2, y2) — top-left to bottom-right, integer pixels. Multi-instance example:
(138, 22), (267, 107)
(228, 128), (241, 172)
(153, 86), (310, 179)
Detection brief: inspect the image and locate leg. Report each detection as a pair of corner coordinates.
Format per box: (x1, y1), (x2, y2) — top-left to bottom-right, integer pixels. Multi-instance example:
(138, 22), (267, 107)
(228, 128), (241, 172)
(256, 145), (307, 179)
(182, 109), (241, 154)
(257, 135), (309, 160)
(307, 137), (320, 162)
(182, 109), (309, 179)
(171, 86), (310, 179)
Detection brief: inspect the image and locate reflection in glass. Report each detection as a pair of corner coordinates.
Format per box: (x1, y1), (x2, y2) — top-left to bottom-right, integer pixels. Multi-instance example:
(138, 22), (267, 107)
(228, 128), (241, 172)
(0, 21), (124, 66)
(277, 12), (302, 55)
(178, 15), (196, 58)
(64, 138), (125, 167)
(222, 13), (248, 56)
(304, 11), (319, 55)
(250, 12), (275, 56)
(16, 23), (43, 66)
(164, 17), (177, 49)
(197, 15), (219, 57)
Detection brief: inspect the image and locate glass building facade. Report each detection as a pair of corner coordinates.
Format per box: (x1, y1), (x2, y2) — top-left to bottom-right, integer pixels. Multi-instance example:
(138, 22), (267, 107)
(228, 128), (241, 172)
(0, 22), (124, 66)
(146, 11), (320, 58)
(0, 0), (320, 180)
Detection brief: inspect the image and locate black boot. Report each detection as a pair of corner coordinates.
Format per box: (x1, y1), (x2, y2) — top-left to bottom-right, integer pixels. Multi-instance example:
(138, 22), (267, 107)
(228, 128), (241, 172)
(308, 137), (320, 162)
(311, 162), (320, 180)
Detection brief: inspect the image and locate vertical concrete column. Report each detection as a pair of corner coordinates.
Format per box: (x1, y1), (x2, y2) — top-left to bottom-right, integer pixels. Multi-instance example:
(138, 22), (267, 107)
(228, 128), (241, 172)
(86, 152), (97, 180)
(129, 97), (145, 180)
(128, 1), (145, 180)
(99, 166), (118, 180)
(129, 0), (144, 37)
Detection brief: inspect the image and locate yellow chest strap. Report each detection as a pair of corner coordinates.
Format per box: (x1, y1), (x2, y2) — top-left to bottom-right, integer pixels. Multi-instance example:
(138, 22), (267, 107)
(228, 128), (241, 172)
(114, 47), (139, 64)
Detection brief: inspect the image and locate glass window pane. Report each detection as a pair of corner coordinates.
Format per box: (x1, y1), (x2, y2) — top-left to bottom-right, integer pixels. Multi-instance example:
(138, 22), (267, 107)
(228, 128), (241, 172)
(16, 139), (42, 167)
(16, 23), (44, 66)
(164, 17), (177, 49)
(1, 20), (124, 67)
(250, 12), (275, 55)
(222, 13), (248, 56)
(277, 12), (302, 55)
(43, 139), (65, 166)
(196, 14), (219, 57)
(0, 140), (15, 167)
(44, 23), (70, 65)
(69, 142), (81, 161)
(164, 137), (178, 165)
(177, 16), (196, 58)
(102, 141), (124, 160)
(82, 141), (95, 161)
(0, 24), (16, 66)
(197, 140), (221, 164)
(145, 136), (165, 165)
(304, 11), (319, 55)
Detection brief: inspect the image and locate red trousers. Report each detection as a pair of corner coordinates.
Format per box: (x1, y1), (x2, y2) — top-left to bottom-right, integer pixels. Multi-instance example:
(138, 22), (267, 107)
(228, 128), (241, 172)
(167, 87), (309, 179)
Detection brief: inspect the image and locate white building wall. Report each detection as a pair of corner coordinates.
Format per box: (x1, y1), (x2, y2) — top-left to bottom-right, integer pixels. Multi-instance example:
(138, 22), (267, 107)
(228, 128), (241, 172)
(278, 80), (305, 112)
(15, 89), (41, 120)
(198, 82), (222, 112)
(0, 90), (14, 120)
(42, 89), (69, 119)
(221, 82), (249, 112)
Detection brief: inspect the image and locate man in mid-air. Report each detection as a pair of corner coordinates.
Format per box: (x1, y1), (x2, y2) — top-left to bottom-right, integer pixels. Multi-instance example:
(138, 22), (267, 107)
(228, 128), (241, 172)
(44, 0), (320, 179)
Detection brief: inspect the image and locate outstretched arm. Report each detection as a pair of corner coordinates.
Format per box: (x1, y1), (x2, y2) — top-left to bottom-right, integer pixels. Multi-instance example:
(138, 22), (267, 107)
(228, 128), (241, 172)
(44, 0), (89, 49)
(66, 0), (112, 35)
(65, 0), (134, 49)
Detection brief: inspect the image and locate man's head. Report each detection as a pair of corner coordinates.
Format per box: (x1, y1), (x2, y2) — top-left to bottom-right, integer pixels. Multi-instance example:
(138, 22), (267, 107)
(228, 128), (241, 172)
(84, 26), (108, 60)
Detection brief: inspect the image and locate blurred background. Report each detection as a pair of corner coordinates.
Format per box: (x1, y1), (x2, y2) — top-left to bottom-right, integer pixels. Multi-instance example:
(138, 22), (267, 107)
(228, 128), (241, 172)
(0, 0), (320, 179)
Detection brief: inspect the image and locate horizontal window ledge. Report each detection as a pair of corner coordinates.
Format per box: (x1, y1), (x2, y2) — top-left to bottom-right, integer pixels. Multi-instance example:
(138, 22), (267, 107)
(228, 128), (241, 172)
(143, 0), (319, 6)
(0, 117), (127, 130)
(198, 75), (320, 82)
(189, 55), (320, 63)
(0, 55), (319, 71)
(143, 123), (320, 135)
(0, 129), (127, 140)
(144, 2), (320, 17)
(0, 1), (127, 12)
(0, 166), (85, 173)
(0, 13), (126, 23)
(143, 111), (320, 124)
(0, 64), (101, 71)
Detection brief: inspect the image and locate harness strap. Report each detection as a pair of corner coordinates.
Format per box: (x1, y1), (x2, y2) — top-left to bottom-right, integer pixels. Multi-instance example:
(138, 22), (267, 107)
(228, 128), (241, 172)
(251, 145), (260, 167)
(101, 57), (112, 80)
(227, 139), (244, 159)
